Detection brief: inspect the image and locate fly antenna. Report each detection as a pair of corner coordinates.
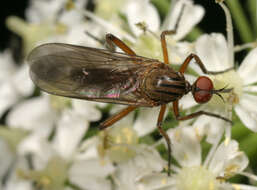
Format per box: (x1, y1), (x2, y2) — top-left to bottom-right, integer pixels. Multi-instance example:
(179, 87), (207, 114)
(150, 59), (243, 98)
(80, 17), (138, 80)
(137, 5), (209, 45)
(212, 85), (233, 102)
(212, 85), (233, 94)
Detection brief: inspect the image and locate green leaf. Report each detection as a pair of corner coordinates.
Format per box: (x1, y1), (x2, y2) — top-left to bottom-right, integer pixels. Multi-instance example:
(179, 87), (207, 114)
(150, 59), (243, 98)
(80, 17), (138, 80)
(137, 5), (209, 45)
(226, 0), (254, 43)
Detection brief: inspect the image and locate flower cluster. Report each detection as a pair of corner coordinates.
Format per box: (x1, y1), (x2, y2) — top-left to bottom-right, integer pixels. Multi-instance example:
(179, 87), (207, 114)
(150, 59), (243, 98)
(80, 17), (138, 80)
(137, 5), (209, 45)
(0, 0), (257, 190)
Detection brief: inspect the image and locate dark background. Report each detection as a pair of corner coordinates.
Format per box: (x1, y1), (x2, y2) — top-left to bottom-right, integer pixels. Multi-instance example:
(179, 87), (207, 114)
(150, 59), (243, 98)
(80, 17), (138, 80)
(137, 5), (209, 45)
(0, 1), (28, 50)
(0, 0), (253, 52)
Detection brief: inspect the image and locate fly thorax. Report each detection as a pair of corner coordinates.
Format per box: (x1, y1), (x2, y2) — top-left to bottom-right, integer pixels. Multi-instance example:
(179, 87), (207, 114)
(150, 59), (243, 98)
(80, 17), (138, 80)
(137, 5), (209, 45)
(143, 68), (187, 104)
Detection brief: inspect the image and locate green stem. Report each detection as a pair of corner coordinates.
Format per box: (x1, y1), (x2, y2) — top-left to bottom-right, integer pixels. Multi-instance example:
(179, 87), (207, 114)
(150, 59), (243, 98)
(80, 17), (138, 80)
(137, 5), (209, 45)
(186, 27), (203, 41)
(226, 0), (254, 43)
(240, 133), (257, 159)
(247, 0), (257, 37)
(151, 0), (170, 20)
(231, 122), (251, 140)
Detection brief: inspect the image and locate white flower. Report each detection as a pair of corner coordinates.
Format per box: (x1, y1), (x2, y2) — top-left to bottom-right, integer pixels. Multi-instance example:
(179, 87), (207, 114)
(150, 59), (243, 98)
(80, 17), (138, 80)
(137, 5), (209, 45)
(0, 50), (34, 117)
(6, 0), (98, 55)
(0, 140), (15, 180)
(26, 0), (88, 25)
(162, 0), (204, 41)
(130, 0), (204, 62)
(113, 145), (165, 190)
(69, 157), (114, 190)
(4, 107), (111, 190)
(0, 138), (33, 190)
(184, 33), (257, 140)
(123, 0), (160, 36)
(25, 0), (67, 23)
(5, 93), (102, 158)
(94, 0), (160, 37)
(134, 126), (255, 190)
(95, 119), (165, 190)
(6, 95), (58, 138)
(1, 157), (33, 190)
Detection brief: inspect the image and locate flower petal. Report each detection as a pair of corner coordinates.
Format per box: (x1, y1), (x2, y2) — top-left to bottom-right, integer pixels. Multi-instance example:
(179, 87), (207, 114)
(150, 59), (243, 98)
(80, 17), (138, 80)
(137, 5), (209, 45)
(208, 140), (248, 176)
(52, 110), (89, 160)
(193, 113), (225, 144)
(72, 99), (102, 122)
(0, 82), (21, 117)
(0, 49), (16, 81)
(25, 0), (66, 22)
(168, 126), (201, 167)
(134, 107), (161, 137)
(113, 145), (165, 189)
(4, 170), (33, 190)
(136, 173), (175, 190)
(229, 184), (257, 190)
(238, 48), (257, 85)
(163, 0), (204, 40)
(234, 94), (257, 132)
(69, 158), (114, 190)
(243, 85), (257, 93)
(123, 0), (160, 36)
(12, 64), (34, 97)
(178, 93), (198, 110)
(195, 33), (231, 74)
(18, 134), (53, 169)
(0, 140), (14, 179)
(6, 96), (56, 137)
(168, 42), (194, 64)
(75, 137), (100, 160)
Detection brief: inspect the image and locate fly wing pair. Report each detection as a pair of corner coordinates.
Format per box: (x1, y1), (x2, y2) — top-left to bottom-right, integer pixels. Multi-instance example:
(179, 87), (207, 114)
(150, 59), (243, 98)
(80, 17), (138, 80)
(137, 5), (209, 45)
(27, 43), (159, 107)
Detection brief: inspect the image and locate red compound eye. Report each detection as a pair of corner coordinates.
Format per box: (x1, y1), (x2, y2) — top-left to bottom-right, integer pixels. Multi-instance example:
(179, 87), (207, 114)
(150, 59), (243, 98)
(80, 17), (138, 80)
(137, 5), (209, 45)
(193, 76), (213, 104)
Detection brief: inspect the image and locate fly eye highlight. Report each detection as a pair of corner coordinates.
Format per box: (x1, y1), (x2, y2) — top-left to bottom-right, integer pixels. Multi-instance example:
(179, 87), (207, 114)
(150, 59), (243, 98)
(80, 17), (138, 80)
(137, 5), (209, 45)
(192, 76), (213, 104)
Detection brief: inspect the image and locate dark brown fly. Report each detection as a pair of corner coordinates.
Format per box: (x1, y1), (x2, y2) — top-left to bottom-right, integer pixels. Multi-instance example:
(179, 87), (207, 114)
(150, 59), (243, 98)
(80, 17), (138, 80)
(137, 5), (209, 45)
(27, 32), (233, 176)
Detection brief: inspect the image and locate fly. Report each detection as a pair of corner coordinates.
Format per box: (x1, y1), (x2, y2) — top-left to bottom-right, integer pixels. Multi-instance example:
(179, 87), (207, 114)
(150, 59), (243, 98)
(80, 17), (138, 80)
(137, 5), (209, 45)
(27, 31), (233, 175)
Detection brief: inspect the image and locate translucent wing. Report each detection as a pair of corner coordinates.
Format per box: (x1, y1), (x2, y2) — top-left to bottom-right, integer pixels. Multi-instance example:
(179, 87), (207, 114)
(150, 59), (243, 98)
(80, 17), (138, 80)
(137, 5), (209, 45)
(27, 43), (159, 106)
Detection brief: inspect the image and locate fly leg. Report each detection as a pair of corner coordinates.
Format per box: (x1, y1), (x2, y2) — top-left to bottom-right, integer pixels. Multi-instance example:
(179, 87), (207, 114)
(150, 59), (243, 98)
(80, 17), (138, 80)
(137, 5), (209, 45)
(158, 4), (186, 175)
(105, 34), (136, 55)
(179, 53), (234, 74)
(161, 4), (185, 64)
(172, 100), (232, 124)
(99, 106), (137, 130)
(157, 105), (172, 176)
(161, 30), (176, 64)
(100, 34), (138, 130)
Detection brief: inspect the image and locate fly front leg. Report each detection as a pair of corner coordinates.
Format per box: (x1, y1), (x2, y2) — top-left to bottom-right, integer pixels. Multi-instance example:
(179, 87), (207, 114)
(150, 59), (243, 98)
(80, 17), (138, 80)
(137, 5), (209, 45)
(105, 34), (136, 55)
(161, 30), (176, 65)
(179, 53), (234, 74)
(99, 106), (137, 130)
(156, 105), (172, 176)
(160, 4), (185, 65)
(172, 100), (232, 124)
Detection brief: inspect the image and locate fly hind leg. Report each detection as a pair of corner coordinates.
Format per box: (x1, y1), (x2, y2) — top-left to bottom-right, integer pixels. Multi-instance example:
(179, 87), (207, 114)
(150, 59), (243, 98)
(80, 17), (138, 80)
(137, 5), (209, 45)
(99, 106), (137, 130)
(105, 34), (136, 55)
